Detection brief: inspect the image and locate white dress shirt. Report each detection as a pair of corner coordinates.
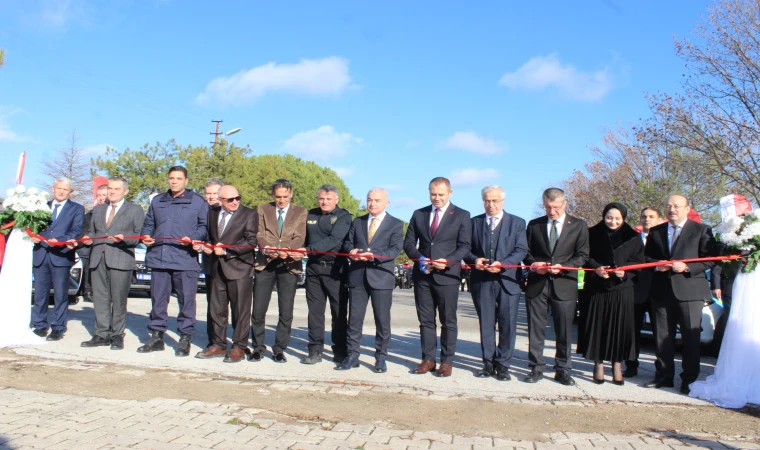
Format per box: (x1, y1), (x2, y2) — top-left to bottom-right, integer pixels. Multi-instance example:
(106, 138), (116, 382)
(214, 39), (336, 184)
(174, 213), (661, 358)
(429, 202), (451, 226)
(367, 211), (387, 233)
(486, 211), (504, 230)
(105, 199), (124, 222)
(276, 204), (291, 222)
(51, 199), (68, 217)
(546, 213), (566, 238)
(668, 219), (688, 250)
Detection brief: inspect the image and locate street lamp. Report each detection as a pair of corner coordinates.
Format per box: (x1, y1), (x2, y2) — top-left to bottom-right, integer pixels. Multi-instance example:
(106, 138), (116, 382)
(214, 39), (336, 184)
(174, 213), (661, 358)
(210, 120), (243, 146)
(225, 127), (242, 136)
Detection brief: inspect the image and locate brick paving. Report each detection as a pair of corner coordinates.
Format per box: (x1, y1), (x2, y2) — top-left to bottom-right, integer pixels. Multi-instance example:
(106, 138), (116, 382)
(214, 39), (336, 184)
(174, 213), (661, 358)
(1, 388), (758, 450)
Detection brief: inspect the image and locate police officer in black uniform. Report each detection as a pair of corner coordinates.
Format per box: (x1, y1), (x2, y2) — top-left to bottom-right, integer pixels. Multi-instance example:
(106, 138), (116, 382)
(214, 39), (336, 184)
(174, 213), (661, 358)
(290, 184), (352, 364)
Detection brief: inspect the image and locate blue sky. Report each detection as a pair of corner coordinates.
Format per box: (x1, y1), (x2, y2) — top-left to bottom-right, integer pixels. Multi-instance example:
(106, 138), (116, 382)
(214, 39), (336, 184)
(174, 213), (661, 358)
(0, 0), (709, 221)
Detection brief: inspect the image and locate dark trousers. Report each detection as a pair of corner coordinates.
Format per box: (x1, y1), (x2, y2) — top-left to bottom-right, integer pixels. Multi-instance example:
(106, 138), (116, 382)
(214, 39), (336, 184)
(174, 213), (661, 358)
(526, 282), (575, 373)
(80, 255), (92, 295)
(414, 278), (459, 363)
(148, 269), (199, 335)
(626, 300), (654, 370)
(251, 264), (297, 353)
(471, 280), (519, 368)
(653, 289), (702, 384)
(305, 263), (348, 355)
(31, 255), (70, 332)
(90, 260), (131, 339)
(208, 267), (253, 350)
(346, 279), (392, 360)
(204, 284), (213, 347)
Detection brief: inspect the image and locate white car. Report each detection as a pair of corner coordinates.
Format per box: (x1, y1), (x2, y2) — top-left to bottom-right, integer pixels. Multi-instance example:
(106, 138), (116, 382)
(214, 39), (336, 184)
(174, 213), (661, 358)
(641, 298), (726, 354)
(31, 256), (84, 304)
(130, 243), (206, 294)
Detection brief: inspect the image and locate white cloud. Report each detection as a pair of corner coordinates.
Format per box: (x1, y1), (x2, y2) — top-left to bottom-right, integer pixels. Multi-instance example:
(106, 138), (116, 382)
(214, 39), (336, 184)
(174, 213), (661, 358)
(331, 167), (353, 177)
(196, 57), (353, 106)
(81, 143), (110, 155)
(499, 53), (612, 102)
(449, 168), (499, 188)
(0, 107), (29, 143)
(383, 184), (403, 192)
(443, 131), (505, 155)
(41, 0), (75, 28)
(390, 197), (418, 208)
(283, 125), (362, 161)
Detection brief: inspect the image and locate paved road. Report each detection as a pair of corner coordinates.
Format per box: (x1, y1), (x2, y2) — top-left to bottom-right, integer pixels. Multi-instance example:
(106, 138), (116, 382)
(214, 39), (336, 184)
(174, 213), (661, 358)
(12, 288), (717, 406)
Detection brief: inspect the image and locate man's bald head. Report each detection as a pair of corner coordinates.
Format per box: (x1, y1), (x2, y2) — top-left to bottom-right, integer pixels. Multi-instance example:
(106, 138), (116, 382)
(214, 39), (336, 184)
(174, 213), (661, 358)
(218, 185), (241, 213)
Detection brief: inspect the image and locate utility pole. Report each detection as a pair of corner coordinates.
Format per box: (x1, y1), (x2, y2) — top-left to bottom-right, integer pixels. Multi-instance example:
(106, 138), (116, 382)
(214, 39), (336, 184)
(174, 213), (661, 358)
(210, 119), (223, 146)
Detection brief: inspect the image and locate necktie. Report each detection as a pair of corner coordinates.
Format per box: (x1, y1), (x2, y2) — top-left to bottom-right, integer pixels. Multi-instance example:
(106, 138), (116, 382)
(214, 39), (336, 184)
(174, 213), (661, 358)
(105, 205), (117, 228)
(670, 226), (681, 252)
(368, 217), (379, 243)
(489, 217), (497, 231)
(430, 208), (441, 238)
(52, 203), (60, 222)
(277, 209), (284, 234)
(218, 211), (229, 238)
(549, 220), (558, 252)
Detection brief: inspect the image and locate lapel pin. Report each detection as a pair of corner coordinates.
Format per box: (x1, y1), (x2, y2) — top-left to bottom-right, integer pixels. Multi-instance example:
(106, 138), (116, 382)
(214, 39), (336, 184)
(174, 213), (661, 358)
(449, 211), (454, 215)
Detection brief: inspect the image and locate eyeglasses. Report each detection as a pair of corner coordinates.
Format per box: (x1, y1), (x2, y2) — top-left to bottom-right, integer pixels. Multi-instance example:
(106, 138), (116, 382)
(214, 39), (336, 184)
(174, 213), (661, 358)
(220, 196), (241, 202)
(666, 205), (686, 210)
(482, 199), (503, 205)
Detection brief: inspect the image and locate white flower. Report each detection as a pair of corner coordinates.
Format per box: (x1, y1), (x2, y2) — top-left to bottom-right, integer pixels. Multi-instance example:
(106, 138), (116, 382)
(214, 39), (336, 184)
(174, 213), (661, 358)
(14, 185), (26, 194)
(27, 187), (38, 195)
(6, 188), (15, 198)
(18, 197), (31, 211)
(2, 199), (10, 209)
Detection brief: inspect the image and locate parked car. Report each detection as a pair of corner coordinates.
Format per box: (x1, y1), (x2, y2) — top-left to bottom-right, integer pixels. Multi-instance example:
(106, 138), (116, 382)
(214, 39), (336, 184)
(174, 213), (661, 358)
(130, 243), (206, 294)
(641, 298), (726, 354)
(31, 256), (84, 304)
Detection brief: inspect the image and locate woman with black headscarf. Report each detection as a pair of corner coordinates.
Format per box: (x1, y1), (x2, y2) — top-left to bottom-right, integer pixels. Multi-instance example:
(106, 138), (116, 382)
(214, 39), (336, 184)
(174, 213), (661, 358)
(580, 202), (644, 385)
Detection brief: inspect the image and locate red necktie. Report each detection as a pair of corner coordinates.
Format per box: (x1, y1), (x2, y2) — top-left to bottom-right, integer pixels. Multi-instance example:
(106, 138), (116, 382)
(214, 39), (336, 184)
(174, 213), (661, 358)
(430, 208), (441, 238)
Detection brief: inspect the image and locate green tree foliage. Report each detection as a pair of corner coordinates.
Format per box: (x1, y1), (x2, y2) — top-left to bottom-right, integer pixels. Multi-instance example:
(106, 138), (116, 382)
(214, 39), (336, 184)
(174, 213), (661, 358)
(0, 48), (5, 68)
(93, 141), (362, 214)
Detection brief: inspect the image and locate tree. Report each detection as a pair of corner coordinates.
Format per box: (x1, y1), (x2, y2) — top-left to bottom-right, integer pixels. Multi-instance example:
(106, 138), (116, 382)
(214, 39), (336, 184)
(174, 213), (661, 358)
(0, 48), (5, 68)
(639, 0), (760, 205)
(39, 131), (93, 204)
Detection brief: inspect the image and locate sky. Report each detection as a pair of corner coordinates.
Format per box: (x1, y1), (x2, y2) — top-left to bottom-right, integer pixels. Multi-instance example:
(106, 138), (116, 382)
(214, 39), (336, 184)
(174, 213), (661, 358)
(0, 0), (713, 221)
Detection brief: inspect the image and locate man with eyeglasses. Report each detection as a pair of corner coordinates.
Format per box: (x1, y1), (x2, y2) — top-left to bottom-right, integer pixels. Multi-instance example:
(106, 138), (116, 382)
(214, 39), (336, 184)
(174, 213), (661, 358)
(249, 179), (307, 363)
(464, 185), (527, 381)
(194, 186), (258, 363)
(201, 179), (224, 349)
(644, 195), (717, 395)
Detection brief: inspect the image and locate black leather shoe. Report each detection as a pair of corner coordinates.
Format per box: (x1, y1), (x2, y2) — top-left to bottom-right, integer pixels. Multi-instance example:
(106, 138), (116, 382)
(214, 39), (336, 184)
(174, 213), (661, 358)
(81, 336), (110, 347)
(523, 370), (544, 383)
(335, 355), (360, 371)
(680, 383), (691, 395)
(475, 365), (494, 378)
(374, 359), (387, 373)
(46, 330), (64, 341)
(83, 293), (94, 303)
(302, 352), (322, 365)
(137, 331), (165, 353)
(33, 328), (49, 338)
(247, 350), (263, 362)
(494, 364), (511, 381)
(175, 334), (192, 357)
(644, 378), (675, 389)
(273, 351), (287, 363)
(110, 335), (124, 350)
(623, 367), (638, 378)
(554, 372), (576, 386)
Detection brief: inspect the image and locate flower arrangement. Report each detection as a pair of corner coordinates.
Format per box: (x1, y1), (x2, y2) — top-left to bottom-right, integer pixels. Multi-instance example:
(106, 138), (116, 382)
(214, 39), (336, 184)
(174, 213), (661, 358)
(0, 185), (52, 235)
(714, 209), (760, 273)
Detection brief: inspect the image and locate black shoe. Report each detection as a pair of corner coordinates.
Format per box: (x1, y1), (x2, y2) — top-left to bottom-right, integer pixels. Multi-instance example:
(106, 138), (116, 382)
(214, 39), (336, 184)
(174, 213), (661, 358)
(247, 350), (264, 362)
(137, 331), (165, 353)
(335, 355), (360, 371)
(333, 352), (347, 363)
(110, 335), (124, 350)
(643, 378), (675, 389)
(554, 372), (576, 386)
(46, 330), (64, 341)
(81, 336), (110, 348)
(302, 352), (322, 365)
(33, 328), (49, 338)
(523, 370), (544, 383)
(176, 334), (192, 357)
(475, 365), (495, 378)
(83, 293), (94, 303)
(494, 364), (511, 381)
(273, 351), (287, 363)
(612, 378), (625, 386)
(680, 383), (691, 395)
(593, 377), (605, 385)
(374, 359), (387, 373)
(623, 367), (638, 378)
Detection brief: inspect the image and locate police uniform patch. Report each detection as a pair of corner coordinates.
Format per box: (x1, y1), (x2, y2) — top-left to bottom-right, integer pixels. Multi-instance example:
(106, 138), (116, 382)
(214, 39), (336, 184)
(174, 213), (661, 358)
(330, 216), (337, 224)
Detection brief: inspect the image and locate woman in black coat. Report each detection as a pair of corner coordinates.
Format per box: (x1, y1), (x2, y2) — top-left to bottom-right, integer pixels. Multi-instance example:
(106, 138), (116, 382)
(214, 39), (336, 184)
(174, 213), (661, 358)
(581, 203), (644, 385)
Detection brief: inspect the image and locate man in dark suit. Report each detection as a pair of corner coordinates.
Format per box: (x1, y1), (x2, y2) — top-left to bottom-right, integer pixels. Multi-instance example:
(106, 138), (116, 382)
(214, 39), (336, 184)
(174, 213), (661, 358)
(30, 178), (85, 341)
(523, 188), (589, 386)
(624, 207), (661, 377)
(195, 185), (257, 363)
(336, 188), (404, 373)
(644, 195), (717, 394)
(75, 177), (144, 350)
(404, 177), (472, 377)
(464, 185), (528, 381)
(201, 179), (224, 349)
(249, 179), (307, 363)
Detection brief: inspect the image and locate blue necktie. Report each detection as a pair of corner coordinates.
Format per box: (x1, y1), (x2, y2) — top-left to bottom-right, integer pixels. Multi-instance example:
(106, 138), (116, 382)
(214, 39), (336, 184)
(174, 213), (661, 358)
(52, 203), (60, 222)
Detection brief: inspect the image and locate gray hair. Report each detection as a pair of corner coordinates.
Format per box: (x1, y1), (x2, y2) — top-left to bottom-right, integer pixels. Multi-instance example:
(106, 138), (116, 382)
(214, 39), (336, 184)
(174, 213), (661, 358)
(542, 187), (565, 202)
(54, 177), (73, 190)
(317, 184), (339, 197)
(367, 187), (388, 198)
(481, 185), (505, 200)
(205, 178), (225, 189)
(109, 176), (129, 190)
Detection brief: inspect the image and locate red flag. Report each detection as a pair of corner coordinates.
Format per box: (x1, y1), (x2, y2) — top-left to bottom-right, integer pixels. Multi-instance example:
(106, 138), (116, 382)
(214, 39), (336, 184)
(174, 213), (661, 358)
(15, 151), (25, 186)
(687, 208), (702, 223)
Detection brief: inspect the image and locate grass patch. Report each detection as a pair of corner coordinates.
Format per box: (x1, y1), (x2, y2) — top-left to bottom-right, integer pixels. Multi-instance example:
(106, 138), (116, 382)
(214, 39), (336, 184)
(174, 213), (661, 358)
(226, 417), (261, 428)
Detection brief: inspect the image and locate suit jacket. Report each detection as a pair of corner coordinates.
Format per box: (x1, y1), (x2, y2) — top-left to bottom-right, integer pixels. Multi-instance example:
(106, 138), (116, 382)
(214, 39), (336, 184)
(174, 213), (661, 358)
(582, 221), (644, 294)
(403, 203), (472, 285)
(464, 211), (528, 295)
(255, 202), (307, 274)
(208, 205), (258, 280)
(645, 219), (716, 302)
(343, 213), (404, 289)
(524, 214), (589, 301)
(87, 201), (145, 271)
(33, 200), (85, 268)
